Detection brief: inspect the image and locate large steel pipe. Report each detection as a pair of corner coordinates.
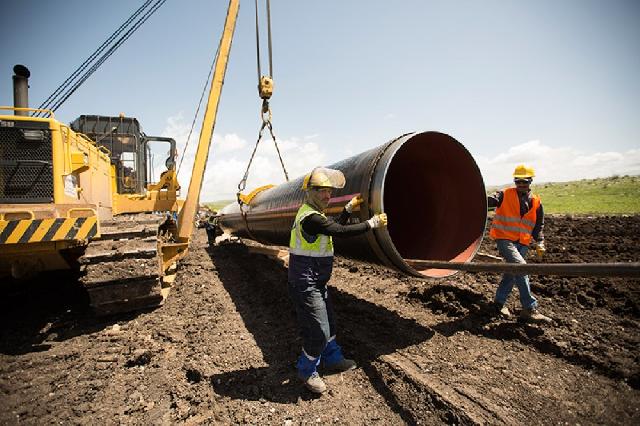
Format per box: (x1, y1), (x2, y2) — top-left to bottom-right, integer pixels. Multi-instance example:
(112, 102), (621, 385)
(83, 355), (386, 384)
(218, 131), (487, 278)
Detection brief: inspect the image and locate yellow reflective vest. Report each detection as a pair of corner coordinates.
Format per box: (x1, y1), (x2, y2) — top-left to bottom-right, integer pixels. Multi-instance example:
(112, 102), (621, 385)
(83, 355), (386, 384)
(289, 203), (334, 257)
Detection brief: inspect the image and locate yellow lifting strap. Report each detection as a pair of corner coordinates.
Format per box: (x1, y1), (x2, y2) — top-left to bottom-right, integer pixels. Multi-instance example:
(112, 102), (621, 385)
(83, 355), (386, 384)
(237, 184), (275, 206)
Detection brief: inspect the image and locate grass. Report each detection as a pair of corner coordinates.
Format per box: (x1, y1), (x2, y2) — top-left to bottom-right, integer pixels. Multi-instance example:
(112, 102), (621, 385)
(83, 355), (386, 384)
(204, 200), (236, 212)
(487, 175), (640, 215)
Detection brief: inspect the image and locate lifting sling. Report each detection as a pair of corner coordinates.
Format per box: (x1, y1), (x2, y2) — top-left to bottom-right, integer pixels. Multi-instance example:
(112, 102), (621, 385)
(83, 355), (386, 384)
(237, 0), (289, 208)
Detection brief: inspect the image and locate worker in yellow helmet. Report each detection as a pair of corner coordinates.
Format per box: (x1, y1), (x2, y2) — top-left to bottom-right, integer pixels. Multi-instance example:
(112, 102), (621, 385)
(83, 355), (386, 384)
(289, 166), (388, 394)
(488, 164), (552, 324)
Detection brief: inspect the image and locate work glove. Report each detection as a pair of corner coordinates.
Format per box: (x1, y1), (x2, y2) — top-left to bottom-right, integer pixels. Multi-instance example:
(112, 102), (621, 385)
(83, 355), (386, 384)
(345, 195), (364, 213)
(534, 241), (546, 259)
(366, 213), (388, 229)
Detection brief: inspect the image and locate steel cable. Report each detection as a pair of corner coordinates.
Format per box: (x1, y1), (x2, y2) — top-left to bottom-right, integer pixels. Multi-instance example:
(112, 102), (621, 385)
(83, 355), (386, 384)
(49, 0), (167, 113)
(37, 0), (155, 114)
(177, 42), (221, 175)
(237, 0), (288, 204)
(38, 0), (167, 114)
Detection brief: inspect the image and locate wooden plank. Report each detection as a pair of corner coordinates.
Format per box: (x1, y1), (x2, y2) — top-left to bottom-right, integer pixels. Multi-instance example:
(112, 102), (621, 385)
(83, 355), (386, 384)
(405, 259), (640, 278)
(247, 246), (289, 268)
(247, 246), (287, 257)
(474, 252), (503, 263)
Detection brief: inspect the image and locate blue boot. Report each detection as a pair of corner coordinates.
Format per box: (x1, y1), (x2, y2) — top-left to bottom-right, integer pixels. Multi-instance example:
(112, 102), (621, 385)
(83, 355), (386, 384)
(322, 339), (357, 373)
(296, 351), (326, 394)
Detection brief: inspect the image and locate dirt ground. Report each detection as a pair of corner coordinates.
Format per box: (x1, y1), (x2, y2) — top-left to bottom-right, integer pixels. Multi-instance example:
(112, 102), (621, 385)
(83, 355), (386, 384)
(1, 215), (638, 425)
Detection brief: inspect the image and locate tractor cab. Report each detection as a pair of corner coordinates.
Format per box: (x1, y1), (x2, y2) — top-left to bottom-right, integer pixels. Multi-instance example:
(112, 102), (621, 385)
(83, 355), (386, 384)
(70, 115), (177, 196)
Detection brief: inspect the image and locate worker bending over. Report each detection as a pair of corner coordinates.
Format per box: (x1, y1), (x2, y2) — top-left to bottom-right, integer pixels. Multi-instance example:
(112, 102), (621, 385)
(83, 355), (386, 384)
(289, 167), (387, 394)
(488, 164), (552, 324)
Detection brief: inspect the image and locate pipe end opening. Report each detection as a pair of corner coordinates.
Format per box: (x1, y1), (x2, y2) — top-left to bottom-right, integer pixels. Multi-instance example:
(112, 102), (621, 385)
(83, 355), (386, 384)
(383, 132), (487, 278)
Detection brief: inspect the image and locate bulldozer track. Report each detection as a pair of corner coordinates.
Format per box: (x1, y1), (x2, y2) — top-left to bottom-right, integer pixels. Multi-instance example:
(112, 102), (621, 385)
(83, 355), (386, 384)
(79, 213), (166, 316)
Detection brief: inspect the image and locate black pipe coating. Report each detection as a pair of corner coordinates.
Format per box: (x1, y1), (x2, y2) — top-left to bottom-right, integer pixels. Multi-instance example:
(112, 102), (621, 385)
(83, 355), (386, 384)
(217, 131), (487, 278)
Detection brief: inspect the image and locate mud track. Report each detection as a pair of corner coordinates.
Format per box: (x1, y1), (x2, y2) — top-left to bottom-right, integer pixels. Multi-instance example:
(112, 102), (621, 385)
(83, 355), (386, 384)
(0, 215), (638, 424)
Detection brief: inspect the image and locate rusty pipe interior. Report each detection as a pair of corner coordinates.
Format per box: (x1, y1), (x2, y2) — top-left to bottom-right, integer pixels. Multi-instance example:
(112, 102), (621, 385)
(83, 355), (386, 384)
(217, 131), (487, 278)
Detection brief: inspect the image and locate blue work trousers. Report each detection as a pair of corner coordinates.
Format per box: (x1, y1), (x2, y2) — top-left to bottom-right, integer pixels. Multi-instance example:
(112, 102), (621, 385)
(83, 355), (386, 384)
(494, 239), (538, 309)
(288, 253), (336, 358)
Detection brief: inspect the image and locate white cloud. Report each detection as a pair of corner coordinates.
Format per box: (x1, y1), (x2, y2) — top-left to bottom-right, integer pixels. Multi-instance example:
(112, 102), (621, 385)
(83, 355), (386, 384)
(200, 138), (326, 201)
(163, 112), (639, 202)
(476, 140), (640, 186)
(161, 114), (327, 201)
(163, 114), (245, 164)
(216, 133), (246, 153)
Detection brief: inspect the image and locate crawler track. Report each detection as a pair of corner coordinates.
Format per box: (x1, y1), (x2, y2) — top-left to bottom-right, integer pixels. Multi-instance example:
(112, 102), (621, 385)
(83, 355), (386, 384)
(78, 213), (165, 316)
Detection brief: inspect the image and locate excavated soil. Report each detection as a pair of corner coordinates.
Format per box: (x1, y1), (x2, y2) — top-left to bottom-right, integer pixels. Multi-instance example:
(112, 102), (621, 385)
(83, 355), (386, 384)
(1, 215), (639, 424)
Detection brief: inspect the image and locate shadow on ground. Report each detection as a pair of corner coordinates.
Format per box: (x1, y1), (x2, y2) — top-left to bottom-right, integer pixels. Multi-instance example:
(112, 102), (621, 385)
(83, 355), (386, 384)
(207, 242), (434, 408)
(0, 271), (147, 355)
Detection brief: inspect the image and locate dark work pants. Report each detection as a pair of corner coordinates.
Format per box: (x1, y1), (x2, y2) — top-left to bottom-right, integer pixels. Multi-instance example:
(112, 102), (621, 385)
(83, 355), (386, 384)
(288, 253), (336, 358)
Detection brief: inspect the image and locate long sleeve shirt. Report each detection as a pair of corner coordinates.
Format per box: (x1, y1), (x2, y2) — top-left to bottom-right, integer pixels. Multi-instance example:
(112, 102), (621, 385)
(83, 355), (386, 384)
(301, 208), (370, 237)
(488, 190), (545, 242)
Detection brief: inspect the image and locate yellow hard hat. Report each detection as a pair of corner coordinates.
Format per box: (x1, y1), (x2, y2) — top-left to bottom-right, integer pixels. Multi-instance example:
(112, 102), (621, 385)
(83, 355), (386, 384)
(513, 164), (535, 179)
(301, 167), (346, 190)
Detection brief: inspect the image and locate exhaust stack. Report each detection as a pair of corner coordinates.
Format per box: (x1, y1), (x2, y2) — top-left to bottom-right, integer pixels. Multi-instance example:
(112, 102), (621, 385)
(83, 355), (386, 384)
(12, 64), (30, 116)
(217, 131), (488, 278)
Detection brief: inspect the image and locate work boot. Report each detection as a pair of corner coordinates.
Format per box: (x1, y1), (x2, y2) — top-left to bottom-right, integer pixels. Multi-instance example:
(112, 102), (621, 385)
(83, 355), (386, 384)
(492, 302), (511, 318)
(321, 339), (356, 373)
(301, 372), (327, 394)
(520, 307), (552, 324)
(324, 358), (357, 373)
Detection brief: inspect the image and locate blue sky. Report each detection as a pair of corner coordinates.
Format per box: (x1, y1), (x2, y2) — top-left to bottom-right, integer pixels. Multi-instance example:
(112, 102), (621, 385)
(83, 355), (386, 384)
(1, 0), (639, 201)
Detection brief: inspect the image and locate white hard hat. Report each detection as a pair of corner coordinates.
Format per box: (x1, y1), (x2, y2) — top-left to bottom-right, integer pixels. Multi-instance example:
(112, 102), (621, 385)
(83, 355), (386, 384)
(301, 167), (346, 190)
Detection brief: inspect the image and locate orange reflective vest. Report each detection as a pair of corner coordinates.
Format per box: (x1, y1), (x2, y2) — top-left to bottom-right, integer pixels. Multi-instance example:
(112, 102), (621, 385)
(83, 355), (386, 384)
(489, 188), (540, 246)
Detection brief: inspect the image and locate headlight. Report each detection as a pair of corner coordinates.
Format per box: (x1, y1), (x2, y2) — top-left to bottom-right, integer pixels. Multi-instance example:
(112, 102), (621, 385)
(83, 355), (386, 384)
(21, 129), (45, 141)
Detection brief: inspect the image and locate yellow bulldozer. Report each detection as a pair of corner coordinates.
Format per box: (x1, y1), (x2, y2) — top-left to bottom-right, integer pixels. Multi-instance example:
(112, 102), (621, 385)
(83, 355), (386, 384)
(0, 0), (240, 315)
(0, 71), (182, 315)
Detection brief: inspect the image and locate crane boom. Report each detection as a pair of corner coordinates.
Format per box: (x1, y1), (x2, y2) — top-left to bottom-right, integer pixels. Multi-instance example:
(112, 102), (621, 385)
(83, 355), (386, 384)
(176, 0), (240, 242)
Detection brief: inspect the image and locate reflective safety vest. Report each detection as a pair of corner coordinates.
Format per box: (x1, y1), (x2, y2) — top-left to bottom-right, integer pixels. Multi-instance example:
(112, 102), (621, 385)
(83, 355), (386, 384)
(289, 203), (334, 257)
(490, 188), (540, 246)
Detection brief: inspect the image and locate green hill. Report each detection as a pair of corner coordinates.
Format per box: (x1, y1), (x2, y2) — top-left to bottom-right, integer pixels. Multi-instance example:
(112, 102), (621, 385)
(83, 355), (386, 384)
(204, 200), (236, 212)
(487, 175), (640, 215)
